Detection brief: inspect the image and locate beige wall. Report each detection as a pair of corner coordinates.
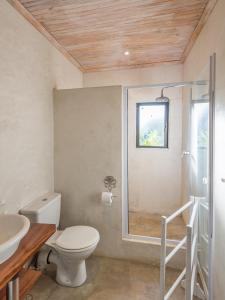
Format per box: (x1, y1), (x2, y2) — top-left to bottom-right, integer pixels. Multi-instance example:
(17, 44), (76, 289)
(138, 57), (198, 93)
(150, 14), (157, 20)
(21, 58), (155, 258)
(51, 48), (83, 89)
(183, 0), (225, 298)
(128, 87), (183, 215)
(0, 0), (82, 214)
(54, 86), (184, 267)
(83, 64), (183, 87)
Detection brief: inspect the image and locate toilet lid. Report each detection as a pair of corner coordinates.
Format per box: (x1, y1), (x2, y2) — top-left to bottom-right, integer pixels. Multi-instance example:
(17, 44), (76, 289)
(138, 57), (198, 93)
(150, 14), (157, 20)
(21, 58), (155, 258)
(55, 226), (100, 250)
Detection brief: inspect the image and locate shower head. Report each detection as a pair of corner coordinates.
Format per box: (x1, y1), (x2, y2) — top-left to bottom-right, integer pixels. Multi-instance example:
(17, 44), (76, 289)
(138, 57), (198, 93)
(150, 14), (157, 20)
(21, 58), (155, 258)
(155, 87), (170, 102)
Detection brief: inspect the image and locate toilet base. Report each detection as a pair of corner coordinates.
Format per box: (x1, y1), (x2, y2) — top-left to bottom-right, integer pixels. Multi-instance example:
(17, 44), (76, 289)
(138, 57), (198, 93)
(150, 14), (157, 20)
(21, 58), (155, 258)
(56, 259), (87, 287)
(45, 233), (99, 288)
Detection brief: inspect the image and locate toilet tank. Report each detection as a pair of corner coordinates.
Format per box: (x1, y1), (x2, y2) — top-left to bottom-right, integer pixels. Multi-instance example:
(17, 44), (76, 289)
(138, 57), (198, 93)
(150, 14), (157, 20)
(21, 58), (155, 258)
(20, 193), (61, 227)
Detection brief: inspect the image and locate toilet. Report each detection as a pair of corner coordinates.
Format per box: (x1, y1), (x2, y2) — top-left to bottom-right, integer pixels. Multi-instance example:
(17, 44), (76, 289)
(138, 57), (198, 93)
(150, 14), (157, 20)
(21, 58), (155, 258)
(20, 193), (100, 287)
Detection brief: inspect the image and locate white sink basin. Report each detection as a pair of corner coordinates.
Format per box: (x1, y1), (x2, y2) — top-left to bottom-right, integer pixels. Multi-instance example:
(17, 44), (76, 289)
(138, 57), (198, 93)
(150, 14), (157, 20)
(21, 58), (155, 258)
(0, 214), (30, 264)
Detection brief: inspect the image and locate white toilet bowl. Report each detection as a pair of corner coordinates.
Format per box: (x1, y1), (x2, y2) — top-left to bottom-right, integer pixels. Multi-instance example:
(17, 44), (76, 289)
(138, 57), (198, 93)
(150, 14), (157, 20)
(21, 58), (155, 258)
(45, 226), (100, 287)
(20, 193), (100, 287)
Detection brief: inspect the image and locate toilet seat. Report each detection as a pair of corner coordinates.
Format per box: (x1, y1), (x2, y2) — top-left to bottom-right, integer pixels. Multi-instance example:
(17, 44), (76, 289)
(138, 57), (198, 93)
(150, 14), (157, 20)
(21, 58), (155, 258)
(55, 226), (100, 251)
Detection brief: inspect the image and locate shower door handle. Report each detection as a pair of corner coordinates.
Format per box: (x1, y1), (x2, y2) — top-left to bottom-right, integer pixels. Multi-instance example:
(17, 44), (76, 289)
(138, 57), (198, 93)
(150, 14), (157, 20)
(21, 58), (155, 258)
(182, 151), (191, 158)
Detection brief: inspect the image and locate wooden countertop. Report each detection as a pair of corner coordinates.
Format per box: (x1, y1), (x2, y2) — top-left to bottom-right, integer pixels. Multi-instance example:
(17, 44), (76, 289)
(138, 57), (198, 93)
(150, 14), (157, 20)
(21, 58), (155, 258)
(0, 223), (56, 290)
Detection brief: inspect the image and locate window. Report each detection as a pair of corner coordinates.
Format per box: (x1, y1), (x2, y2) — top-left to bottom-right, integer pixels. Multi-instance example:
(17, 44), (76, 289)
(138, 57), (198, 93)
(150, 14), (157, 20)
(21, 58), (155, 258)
(136, 102), (169, 148)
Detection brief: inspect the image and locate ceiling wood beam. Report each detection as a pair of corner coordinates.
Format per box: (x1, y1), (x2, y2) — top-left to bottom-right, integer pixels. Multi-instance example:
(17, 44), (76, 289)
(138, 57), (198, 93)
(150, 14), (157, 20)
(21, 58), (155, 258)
(7, 0), (83, 71)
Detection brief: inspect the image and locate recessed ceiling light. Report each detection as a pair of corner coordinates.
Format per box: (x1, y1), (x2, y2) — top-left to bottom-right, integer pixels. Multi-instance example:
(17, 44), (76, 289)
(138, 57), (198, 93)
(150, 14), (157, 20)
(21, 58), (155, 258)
(124, 51), (130, 56)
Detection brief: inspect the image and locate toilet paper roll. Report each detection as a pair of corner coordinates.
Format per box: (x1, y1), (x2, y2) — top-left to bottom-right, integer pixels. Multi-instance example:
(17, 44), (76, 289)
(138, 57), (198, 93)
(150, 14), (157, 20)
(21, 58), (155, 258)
(101, 192), (113, 206)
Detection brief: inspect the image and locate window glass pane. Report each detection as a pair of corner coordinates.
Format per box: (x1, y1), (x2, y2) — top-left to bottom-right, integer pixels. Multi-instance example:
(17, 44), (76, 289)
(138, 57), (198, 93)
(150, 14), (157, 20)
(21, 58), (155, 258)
(137, 103), (167, 147)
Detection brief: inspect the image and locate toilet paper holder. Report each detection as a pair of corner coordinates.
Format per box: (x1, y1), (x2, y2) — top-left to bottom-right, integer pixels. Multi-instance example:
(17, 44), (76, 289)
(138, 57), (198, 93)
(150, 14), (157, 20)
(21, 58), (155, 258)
(104, 176), (117, 192)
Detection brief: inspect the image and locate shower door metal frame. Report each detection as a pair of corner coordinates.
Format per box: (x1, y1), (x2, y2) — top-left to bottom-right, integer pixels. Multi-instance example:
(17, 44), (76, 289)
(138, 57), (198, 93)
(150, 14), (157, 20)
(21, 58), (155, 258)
(122, 80), (208, 247)
(208, 53), (216, 300)
(122, 71), (215, 299)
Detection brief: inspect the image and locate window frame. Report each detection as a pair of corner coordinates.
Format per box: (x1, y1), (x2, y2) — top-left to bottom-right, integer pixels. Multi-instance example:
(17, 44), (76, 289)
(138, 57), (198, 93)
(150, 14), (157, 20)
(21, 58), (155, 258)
(136, 101), (169, 149)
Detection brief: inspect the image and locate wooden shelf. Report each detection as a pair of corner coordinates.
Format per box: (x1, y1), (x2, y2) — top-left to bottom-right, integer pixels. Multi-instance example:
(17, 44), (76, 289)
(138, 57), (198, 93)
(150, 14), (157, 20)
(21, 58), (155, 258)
(0, 268), (42, 300)
(0, 223), (56, 291)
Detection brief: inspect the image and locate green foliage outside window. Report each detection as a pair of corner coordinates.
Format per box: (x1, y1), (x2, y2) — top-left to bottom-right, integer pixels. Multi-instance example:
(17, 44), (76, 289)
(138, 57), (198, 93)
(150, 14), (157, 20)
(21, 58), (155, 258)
(140, 130), (162, 147)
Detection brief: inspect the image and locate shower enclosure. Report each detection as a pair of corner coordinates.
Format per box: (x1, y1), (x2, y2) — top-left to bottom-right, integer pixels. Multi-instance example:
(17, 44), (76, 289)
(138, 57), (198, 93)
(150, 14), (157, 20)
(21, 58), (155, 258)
(122, 55), (215, 300)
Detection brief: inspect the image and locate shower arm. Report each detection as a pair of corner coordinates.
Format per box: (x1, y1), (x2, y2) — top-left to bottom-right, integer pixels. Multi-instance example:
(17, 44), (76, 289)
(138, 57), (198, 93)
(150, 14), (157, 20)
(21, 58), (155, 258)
(161, 83), (189, 94)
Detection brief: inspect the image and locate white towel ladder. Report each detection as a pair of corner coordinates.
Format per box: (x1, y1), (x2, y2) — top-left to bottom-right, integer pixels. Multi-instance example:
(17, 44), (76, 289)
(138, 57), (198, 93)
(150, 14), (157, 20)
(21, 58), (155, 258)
(160, 199), (205, 300)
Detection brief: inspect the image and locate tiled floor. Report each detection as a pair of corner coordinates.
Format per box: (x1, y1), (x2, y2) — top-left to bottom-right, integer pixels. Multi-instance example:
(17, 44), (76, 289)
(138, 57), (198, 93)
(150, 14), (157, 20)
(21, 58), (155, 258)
(25, 256), (186, 300)
(129, 211), (186, 240)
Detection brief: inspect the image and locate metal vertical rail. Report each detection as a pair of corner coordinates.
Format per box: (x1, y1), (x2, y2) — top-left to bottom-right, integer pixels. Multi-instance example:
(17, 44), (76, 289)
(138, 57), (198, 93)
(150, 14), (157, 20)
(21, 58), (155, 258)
(6, 281), (13, 300)
(208, 53), (216, 300)
(193, 205), (199, 298)
(186, 225), (193, 300)
(6, 276), (19, 300)
(160, 216), (167, 300)
(186, 201), (199, 300)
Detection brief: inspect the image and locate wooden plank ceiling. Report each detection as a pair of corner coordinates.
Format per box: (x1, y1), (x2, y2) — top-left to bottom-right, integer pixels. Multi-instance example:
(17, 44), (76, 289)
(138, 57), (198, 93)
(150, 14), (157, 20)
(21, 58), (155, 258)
(13, 0), (215, 72)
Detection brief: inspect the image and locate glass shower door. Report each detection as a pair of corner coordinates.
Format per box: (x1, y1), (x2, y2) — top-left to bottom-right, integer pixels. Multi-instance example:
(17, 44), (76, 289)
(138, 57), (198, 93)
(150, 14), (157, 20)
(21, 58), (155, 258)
(191, 92), (210, 290)
(190, 54), (215, 299)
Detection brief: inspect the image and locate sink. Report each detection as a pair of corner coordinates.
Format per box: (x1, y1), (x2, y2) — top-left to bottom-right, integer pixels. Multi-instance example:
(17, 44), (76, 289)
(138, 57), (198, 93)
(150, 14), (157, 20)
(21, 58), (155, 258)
(0, 214), (30, 264)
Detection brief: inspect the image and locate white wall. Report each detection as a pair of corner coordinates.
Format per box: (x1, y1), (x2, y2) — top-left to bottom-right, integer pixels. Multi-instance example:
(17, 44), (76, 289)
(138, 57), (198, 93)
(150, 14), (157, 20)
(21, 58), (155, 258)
(0, 0), (82, 214)
(128, 87), (183, 215)
(51, 48), (83, 89)
(183, 0), (225, 298)
(83, 64), (183, 87)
